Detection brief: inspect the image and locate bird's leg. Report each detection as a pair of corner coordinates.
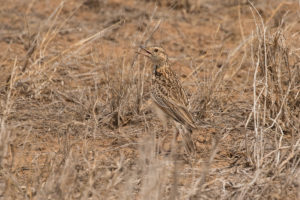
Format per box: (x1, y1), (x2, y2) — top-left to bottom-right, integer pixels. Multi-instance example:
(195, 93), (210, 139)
(170, 126), (179, 199)
(174, 122), (181, 140)
(182, 125), (196, 156)
(155, 131), (159, 156)
(152, 104), (168, 155)
(174, 122), (195, 156)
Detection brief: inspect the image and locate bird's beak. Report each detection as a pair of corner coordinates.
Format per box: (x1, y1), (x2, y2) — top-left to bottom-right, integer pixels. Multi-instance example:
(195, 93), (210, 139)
(138, 46), (152, 57)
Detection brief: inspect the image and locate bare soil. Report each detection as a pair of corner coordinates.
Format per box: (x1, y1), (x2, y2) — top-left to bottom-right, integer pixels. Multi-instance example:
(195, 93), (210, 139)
(0, 0), (299, 199)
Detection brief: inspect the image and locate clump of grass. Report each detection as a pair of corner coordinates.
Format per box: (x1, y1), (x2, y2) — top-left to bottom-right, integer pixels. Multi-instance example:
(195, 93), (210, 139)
(254, 27), (299, 133)
(1, 0), (299, 199)
(240, 5), (300, 199)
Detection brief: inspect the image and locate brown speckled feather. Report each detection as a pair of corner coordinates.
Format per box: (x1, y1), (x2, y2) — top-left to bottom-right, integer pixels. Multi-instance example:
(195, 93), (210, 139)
(151, 65), (196, 130)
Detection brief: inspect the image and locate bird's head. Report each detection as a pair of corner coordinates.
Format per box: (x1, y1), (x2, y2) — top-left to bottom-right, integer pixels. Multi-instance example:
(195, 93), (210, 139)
(139, 46), (168, 66)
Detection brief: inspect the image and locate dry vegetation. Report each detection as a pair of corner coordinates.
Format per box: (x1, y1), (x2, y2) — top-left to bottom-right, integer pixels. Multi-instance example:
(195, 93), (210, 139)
(0, 0), (299, 199)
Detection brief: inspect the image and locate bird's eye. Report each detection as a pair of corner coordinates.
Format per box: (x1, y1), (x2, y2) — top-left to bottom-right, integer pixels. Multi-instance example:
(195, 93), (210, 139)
(154, 48), (158, 52)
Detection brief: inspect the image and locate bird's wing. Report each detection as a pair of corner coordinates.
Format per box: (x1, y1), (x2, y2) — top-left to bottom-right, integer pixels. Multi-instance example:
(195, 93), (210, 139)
(151, 82), (196, 129)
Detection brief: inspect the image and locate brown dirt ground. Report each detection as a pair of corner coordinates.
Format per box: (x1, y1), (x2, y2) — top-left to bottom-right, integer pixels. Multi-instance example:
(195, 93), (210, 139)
(0, 0), (299, 199)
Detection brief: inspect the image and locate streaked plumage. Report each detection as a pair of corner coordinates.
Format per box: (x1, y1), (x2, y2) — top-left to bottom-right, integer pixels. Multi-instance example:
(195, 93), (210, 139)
(140, 46), (196, 154)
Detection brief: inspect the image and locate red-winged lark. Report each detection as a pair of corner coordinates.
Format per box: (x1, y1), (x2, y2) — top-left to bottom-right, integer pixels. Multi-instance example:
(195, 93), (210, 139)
(139, 46), (196, 155)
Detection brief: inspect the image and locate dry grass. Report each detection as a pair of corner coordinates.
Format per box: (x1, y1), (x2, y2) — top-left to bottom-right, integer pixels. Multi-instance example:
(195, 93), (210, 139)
(0, 0), (299, 199)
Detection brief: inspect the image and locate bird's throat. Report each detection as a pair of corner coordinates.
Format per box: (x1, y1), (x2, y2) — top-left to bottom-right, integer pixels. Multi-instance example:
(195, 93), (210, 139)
(153, 65), (158, 76)
(153, 62), (168, 76)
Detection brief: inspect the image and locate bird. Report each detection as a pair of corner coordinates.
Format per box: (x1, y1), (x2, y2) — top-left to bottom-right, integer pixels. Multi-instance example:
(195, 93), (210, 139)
(139, 46), (196, 155)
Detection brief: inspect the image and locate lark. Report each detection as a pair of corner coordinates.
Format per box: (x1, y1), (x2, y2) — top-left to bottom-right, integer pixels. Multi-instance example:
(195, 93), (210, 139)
(139, 46), (196, 155)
